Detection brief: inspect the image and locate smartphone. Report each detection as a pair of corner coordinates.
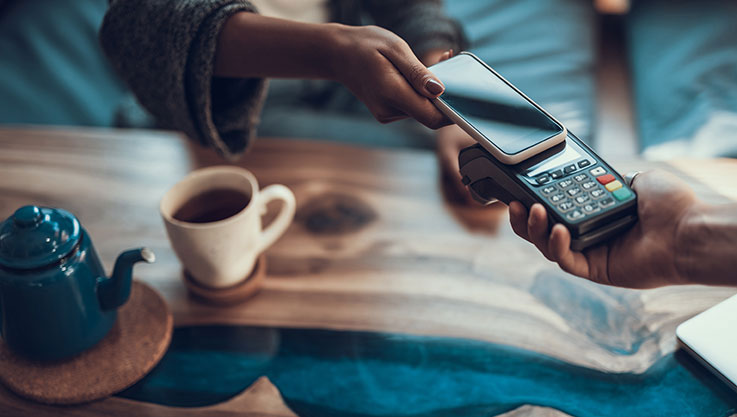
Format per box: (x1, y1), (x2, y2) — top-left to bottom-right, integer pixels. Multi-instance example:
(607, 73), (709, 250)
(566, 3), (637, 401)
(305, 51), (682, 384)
(676, 294), (737, 394)
(430, 52), (567, 165)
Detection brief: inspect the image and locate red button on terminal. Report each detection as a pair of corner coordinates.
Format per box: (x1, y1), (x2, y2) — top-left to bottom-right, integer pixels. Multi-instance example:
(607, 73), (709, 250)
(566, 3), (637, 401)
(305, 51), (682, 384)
(596, 174), (615, 185)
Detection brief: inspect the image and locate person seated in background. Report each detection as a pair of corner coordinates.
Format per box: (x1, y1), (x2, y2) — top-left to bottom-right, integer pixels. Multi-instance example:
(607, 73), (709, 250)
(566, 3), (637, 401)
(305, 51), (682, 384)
(507, 170), (737, 289)
(627, 0), (737, 160)
(99, 0), (466, 159)
(3, 1), (734, 167)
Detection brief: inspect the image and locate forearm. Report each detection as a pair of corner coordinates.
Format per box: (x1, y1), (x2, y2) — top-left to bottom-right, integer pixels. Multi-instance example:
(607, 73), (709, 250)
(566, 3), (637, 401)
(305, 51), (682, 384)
(676, 202), (737, 286)
(214, 12), (341, 79)
(214, 10), (450, 130)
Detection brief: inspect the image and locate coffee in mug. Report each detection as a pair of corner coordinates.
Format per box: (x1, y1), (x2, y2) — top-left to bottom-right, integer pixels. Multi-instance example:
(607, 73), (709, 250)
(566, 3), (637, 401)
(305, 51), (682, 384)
(173, 189), (251, 224)
(160, 166), (296, 288)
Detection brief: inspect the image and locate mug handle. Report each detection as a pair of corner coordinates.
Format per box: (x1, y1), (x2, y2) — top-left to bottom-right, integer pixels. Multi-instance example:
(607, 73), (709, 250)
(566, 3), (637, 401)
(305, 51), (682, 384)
(257, 184), (296, 253)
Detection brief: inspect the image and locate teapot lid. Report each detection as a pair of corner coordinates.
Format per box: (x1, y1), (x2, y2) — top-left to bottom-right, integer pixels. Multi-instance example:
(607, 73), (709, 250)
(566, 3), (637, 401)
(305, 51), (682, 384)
(0, 206), (81, 270)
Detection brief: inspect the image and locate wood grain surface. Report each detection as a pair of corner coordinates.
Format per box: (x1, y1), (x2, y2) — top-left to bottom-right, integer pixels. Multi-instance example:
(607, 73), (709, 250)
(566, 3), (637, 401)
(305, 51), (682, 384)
(0, 126), (735, 416)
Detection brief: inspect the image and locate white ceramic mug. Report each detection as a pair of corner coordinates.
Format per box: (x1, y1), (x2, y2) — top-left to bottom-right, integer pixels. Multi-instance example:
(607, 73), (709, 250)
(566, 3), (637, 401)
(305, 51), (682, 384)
(160, 166), (296, 288)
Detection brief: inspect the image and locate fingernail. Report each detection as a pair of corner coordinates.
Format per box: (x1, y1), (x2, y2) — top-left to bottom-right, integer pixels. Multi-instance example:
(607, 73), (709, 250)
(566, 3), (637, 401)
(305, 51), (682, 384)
(425, 78), (444, 96)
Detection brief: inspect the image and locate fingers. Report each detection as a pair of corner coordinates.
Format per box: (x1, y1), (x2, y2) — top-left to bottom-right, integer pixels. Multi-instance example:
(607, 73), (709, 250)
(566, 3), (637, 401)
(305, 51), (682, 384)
(527, 204), (554, 261)
(509, 203), (592, 278)
(369, 32), (454, 128)
(403, 100), (453, 129)
(364, 32), (452, 128)
(380, 38), (446, 99)
(549, 224), (590, 278)
(371, 109), (408, 124)
(365, 51), (450, 128)
(438, 49), (454, 63)
(371, 95), (450, 128)
(368, 82), (450, 128)
(549, 224), (571, 265)
(629, 170), (694, 199)
(437, 132), (462, 180)
(383, 79), (451, 129)
(421, 49), (454, 66)
(508, 201), (530, 241)
(437, 128), (478, 203)
(624, 171), (642, 188)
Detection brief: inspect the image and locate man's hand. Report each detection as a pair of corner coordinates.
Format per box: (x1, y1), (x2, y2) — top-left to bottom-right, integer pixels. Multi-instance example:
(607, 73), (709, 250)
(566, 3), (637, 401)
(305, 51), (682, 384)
(437, 125), (477, 203)
(508, 171), (699, 288)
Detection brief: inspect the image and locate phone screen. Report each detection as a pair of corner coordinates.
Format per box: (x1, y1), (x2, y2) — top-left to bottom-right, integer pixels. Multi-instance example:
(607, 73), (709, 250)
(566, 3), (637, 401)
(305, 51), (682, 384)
(432, 54), (564, 155)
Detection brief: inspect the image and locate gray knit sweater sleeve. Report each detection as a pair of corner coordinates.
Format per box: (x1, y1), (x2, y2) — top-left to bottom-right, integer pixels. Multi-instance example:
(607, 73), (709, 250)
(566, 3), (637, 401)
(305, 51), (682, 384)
(100, 0), (266, 158)
(365, 0), (467, 58)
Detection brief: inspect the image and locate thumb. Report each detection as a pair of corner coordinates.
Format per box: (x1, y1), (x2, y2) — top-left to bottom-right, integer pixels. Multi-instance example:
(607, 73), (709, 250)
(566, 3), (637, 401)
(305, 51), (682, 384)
(382, 41), (445, 99)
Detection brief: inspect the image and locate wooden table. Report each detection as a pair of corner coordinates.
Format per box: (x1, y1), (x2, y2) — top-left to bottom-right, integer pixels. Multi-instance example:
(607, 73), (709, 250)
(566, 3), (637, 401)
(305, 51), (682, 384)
(0, 127), (735, 416)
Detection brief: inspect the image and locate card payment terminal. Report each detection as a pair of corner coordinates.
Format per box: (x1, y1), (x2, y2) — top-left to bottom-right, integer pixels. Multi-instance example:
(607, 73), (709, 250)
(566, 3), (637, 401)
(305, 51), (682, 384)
(459, 132), (638, 251)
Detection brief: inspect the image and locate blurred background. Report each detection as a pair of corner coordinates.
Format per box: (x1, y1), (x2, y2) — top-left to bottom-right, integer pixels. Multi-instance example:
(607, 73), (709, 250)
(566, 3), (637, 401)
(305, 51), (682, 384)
(1, 0), (735, 160)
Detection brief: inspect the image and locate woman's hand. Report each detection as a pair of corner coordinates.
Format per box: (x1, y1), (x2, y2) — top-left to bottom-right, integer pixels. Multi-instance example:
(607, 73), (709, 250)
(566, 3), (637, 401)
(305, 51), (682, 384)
(508, 171), (700, 288)
(215, 13), (452, 130)
(328, 25), (451, 129)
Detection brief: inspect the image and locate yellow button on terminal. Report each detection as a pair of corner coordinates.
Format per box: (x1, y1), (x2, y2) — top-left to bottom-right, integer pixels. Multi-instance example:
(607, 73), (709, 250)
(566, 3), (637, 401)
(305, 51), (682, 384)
(605, 180), (622, 192)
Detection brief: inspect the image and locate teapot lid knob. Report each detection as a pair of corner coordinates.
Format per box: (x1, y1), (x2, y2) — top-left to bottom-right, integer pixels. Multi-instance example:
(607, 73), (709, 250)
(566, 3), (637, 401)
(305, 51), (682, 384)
(0, 206), (81, 270)
(13, 206), (43, 228)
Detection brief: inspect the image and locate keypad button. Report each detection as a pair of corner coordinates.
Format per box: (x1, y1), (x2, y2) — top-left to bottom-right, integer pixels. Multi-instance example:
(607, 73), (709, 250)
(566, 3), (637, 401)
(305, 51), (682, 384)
(566, 187), (582, 196)
(573, 174), (588, 182)
(563, 164), (577, 174)
(590, 189), (606, 199)
(550, 193), (566, 203)
(597, 174), (616, 185)
(605, 180), (623, 192)
(578, 160), (591, 168)
(541, 185), (557, 195)
(575, 194), (590, 205)
(581, 180), (597, 190)
(550, 169), (564, 179)
(590, 167), (606, 176)
(599, 197), (615, 208)
(582, 203), (600, 214)
(567, 209), (585, 221)
(612, 187), (633, 201)
(536, 174), (551, 185)
(557, 201), (575, 212)
(557, 179), (574, 189)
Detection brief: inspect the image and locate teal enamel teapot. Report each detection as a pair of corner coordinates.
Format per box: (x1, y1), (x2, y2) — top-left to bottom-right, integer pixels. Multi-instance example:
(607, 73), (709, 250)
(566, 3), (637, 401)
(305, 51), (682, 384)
(0, 206), (154, 360)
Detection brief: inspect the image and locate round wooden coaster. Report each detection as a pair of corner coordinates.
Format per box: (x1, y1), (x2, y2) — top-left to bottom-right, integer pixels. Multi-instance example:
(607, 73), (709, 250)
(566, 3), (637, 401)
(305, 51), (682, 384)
(183, 255), (266, 305)
(0, 281), (172, 405)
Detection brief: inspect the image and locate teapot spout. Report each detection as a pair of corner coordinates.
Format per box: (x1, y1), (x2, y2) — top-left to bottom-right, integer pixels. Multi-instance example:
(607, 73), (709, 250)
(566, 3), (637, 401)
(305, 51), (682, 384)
(98, 248), (155, 311)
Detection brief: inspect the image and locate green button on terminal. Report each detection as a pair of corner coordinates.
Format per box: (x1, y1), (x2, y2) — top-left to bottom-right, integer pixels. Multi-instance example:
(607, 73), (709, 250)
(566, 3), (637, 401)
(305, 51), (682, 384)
(612, 187), (632, 201)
